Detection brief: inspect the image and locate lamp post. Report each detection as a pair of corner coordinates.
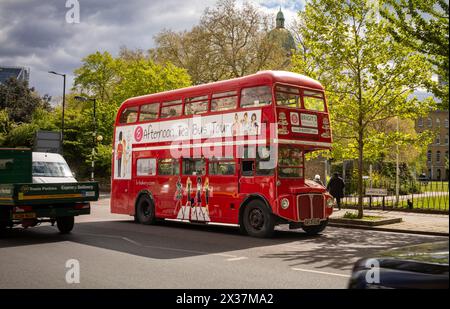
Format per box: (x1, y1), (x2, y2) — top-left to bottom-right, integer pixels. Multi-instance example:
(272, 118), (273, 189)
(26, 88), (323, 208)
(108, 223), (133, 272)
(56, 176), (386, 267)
(75, 96), (98, 181)
(48, 71), (66, 153)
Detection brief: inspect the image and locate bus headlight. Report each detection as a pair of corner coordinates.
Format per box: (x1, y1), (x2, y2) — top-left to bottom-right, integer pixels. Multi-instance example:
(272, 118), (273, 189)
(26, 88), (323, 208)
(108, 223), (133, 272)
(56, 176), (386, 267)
(326, 198), (336, 208)
(281, 198), (290, 210)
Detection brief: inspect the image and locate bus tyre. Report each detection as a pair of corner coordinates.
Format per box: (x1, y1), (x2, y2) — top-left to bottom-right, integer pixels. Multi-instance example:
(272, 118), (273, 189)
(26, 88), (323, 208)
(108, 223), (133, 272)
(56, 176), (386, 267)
(242, 200), (275, 238)
(302, 220), (328, 235)
(57, 216), (74, 234)
(136, 195), (156, 225)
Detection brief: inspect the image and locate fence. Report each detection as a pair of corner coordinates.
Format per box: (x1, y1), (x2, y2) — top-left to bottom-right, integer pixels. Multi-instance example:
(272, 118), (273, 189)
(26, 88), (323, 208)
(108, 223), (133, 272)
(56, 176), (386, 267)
(340, 179), (449, 212)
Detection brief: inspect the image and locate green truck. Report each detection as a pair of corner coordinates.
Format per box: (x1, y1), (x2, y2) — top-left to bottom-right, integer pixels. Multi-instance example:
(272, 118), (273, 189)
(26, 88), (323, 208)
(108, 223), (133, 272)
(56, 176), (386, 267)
(0, 148), (98, 233)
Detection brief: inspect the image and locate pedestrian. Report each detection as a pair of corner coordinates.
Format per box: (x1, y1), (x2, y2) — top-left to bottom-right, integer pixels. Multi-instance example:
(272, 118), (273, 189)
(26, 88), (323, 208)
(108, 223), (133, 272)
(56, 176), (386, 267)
(313, 174), (324, 186)
(327, 172), (345, 210)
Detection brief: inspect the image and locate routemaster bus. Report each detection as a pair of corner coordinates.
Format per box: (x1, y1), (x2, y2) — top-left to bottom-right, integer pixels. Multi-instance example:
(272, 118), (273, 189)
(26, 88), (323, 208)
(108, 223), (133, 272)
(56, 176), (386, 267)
(111, 71), (335, 237)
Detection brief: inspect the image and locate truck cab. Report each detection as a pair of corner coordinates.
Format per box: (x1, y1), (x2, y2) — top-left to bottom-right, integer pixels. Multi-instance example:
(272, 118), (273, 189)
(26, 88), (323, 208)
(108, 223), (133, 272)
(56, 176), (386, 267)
(32, 152), (77, 183)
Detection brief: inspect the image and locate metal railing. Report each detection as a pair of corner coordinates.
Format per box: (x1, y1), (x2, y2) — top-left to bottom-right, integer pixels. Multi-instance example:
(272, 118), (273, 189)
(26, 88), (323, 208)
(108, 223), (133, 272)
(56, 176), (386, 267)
(340, 179), (449, 212)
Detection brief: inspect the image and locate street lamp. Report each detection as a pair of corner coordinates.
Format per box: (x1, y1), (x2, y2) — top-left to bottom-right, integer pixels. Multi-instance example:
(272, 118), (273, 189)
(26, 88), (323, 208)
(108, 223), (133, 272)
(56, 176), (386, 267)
(75, 96), (99, 181)
(48, 71), (66, 152)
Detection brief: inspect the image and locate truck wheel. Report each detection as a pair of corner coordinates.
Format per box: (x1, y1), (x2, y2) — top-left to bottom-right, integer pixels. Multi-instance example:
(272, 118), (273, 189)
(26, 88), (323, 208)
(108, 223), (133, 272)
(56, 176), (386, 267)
(57, 216), (74, 234)
(302, 220), (328, 235)
(242, 200), (275, 238)
(136, 195), (156, 225)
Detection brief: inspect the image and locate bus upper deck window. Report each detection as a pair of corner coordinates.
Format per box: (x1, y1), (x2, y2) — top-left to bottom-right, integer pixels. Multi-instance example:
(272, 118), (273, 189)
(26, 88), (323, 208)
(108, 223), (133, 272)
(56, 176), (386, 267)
(161, 99), (182, 118)
(241, 86), (272, 108)
(211, 91), (237, 112)
(139, 103), (159, 121)
(185, 95), (209, 115)
(275, 86), (300, 108)
(119, 106), (138, 124)
(303, 90), (325, 112)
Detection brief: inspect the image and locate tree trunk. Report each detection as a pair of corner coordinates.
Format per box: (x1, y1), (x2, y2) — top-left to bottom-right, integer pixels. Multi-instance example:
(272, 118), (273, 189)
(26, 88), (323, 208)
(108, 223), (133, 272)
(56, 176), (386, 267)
(357, 131), (364, 219)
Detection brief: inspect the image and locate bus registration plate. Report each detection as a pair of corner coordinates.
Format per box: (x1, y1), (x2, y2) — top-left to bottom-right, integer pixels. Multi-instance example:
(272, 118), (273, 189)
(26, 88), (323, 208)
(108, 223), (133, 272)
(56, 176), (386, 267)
(304, 218), (320, 226)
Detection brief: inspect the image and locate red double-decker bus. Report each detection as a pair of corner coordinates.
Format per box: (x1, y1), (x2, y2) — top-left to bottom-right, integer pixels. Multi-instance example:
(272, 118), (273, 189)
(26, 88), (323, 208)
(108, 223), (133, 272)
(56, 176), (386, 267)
(111, 71), (335, 237)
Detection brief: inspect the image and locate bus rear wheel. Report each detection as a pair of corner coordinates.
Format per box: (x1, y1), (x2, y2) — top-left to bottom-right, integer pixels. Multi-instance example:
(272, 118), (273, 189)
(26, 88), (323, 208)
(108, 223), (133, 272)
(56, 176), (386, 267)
(302, 220), (328, 235)
(57, 216), (74, 234)
(136, 195), (156, 225)
(242, 200), (275, 238)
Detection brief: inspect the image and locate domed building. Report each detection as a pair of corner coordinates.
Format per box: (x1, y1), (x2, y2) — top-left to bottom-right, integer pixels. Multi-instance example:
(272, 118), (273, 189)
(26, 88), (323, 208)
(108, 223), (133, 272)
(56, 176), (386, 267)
(267, 8), (296, 56)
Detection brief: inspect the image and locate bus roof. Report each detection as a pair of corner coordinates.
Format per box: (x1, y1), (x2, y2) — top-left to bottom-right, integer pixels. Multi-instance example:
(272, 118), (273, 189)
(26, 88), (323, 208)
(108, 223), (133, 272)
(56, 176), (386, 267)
(120, 71), (324, 108)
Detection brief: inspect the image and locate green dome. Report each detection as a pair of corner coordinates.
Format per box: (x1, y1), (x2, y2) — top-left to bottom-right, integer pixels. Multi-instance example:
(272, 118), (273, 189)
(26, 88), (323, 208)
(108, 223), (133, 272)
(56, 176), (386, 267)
(276, 9), (285, 28)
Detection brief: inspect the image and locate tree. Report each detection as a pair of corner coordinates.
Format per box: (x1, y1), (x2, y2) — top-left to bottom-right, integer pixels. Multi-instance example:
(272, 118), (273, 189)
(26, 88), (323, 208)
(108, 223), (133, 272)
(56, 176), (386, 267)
(151, 0), (287, 84)
(0, 77), (48, 123)
(70, 49), (192, 178)
(73, 51), (119, 102)
(381, 0), (449, 108)
(292, 0), (436, 218)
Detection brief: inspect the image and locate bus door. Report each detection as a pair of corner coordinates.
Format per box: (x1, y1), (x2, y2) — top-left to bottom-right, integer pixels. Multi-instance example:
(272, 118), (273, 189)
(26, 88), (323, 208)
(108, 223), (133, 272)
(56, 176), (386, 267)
(207, 159), (238, 222)
(239, 145), (275, 200)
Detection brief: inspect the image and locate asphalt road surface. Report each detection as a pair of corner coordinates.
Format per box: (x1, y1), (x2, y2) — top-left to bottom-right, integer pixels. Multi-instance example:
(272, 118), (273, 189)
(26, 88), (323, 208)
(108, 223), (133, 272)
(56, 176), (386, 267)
(0, 197), (446, 289)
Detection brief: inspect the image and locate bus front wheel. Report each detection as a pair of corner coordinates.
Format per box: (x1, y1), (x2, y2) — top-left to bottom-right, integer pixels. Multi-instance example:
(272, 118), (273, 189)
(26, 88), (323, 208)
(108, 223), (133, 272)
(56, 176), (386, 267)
(242, 200), (275, 238)
(136, 195), (156, 225)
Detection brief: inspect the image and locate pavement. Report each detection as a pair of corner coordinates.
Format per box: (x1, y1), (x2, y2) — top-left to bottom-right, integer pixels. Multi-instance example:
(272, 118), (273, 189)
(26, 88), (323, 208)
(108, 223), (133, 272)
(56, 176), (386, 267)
(330, 209), (449, 236)
(0, 197), (447, 289)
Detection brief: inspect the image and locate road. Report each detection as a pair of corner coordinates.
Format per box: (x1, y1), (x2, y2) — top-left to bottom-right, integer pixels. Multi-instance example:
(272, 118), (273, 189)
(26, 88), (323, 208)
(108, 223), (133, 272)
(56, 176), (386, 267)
(0, 197), (446, 289)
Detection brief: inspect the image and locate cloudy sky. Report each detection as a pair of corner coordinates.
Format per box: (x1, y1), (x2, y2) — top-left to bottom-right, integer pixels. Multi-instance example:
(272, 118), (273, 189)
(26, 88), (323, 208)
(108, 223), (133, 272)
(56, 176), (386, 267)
(0, 0), (305, 101)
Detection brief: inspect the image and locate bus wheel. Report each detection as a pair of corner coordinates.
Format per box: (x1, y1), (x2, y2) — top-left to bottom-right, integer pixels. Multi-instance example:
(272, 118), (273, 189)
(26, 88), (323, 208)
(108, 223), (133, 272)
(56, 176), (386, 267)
(136, 195), (156, 225)
(243, 200), (274, 238)
(57, 216), (74, 234)
(302, 220), (328, 235)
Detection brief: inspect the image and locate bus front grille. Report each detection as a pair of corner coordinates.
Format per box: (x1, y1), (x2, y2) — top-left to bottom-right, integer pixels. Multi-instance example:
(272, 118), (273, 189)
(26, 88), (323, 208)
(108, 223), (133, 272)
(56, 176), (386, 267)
(297, 194), (325, 220)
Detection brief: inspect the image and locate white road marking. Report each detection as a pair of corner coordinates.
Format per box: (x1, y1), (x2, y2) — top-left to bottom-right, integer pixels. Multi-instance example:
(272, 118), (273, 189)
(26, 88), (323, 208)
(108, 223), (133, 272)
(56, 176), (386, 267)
(291, 267), (350, 278)
(226, 257), (248, 262)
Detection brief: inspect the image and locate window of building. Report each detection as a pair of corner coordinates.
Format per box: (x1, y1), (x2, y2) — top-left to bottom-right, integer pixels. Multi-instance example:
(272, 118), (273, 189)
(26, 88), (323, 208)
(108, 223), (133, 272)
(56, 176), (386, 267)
(445, 134), (449, 145)
(445, 151), (449, 160)
(417, 118), (423, 127)
(182, 158), (205, 175)
(240, 86), (272, 108)
(445, 118), (449, 128)
(211, 91), (238, 112)
(427, 150), (432, 163)
(436, 118), (441, 127)
(275, 85), (300, 108)
(208, 159), (235, 176)
(158, 159), (179, 175)
(185, 95), (209, 115)
(437, 169), (442, 180)
(436, 150), (441, 163)
(119, 106), (138, 124)
(427, 117), (432, 127)
(436, 135), (441, 145)
(303, 90), (325, 112)
(139, 103), (159, 122)
(160, 99), (182, 118)
(136, 158), (156, 176)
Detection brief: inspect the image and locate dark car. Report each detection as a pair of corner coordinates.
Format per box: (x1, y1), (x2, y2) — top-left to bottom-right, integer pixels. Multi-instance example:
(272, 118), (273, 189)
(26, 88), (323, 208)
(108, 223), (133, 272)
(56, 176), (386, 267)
(417, 173), (430, 185)
(348, 241), (449, 289)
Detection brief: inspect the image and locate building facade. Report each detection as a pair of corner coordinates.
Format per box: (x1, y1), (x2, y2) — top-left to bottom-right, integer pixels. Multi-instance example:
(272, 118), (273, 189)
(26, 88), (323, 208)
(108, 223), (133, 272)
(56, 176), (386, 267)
(0, 66), (30, 84)
(416, 110), (449, 180)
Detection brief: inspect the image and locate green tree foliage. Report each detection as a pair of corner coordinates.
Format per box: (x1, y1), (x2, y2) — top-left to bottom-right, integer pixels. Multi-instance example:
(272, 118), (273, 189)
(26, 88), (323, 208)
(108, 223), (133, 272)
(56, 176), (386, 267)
(152, 0), (288, 84)
(292, 0), (436, 217)
(68, 49), (191, 178)
(0, 77), (49, 123)
(381, 0), (449, 108)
